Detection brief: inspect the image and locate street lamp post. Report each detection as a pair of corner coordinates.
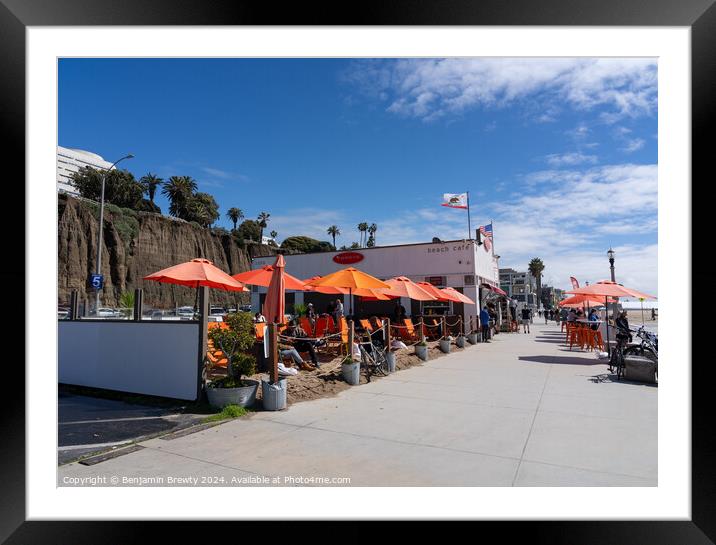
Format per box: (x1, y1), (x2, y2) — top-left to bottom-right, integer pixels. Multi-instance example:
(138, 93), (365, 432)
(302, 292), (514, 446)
(94, 154), (134, 313)
(607, 248), (617, 321)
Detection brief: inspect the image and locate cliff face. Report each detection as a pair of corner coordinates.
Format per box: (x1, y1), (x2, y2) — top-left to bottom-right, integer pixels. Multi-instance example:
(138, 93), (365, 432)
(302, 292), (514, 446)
(58, 195), (277, 308)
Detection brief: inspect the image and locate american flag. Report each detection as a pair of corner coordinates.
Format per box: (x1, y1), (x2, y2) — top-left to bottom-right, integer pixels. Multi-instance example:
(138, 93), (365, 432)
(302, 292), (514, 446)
(479, 224), (493, 238)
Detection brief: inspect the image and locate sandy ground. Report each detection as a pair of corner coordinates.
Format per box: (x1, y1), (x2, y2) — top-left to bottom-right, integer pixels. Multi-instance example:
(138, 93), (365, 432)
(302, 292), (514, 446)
(208, 339), (469, 406)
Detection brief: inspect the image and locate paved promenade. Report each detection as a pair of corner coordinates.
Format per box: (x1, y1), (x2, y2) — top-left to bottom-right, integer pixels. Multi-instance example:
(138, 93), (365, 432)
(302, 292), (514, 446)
(58, 322), (657, 486)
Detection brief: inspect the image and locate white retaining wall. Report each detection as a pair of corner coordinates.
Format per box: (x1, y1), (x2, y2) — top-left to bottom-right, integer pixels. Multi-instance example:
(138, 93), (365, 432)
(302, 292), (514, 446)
(59, 321), (201, 400)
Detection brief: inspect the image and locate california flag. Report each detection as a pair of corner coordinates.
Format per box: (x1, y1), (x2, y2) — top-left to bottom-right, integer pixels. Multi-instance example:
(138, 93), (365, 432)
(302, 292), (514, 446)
(441, 193), (468, 209)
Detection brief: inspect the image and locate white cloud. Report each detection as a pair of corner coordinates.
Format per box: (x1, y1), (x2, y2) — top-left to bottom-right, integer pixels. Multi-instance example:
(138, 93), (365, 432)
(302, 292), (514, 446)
(545, 152), (598, 167)
(346, 58), (657, 123)
(622, 138), (646, 153)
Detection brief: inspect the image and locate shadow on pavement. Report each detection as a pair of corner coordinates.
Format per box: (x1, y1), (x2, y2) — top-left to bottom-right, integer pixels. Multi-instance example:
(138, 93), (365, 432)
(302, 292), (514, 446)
(518, 355), (603, 366)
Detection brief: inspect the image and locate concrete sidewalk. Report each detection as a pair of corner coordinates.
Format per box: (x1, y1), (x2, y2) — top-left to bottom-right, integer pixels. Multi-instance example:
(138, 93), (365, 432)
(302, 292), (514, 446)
(58, 323), (657, 486)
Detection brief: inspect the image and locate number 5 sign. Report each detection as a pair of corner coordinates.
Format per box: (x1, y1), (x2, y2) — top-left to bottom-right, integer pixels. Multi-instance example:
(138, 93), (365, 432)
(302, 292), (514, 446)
(90, 274), (104, 290)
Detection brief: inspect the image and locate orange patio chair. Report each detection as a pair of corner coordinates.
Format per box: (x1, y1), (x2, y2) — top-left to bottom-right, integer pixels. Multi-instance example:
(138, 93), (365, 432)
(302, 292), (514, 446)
(300, 317), (315, 337)
(401, 318), (421, 343)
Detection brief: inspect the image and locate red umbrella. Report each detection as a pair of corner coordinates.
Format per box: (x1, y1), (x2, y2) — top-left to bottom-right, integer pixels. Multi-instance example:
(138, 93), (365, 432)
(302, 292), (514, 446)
(262, 255), (286, 325)
(234, 265), (307, 291)
(144, 258), (247, 291)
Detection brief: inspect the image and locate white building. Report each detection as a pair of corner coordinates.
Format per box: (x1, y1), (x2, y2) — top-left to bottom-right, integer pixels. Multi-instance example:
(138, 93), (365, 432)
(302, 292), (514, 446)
(251, 238), (501, 328)
(57, 146), (114, 196)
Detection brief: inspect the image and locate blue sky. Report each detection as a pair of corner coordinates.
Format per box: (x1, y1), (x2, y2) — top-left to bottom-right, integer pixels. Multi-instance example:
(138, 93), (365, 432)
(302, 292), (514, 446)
(58, 58), (658, 295)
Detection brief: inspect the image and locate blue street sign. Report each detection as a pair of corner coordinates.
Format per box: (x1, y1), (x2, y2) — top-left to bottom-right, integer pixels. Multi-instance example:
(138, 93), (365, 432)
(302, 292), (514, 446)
(90, 274), (104, 290)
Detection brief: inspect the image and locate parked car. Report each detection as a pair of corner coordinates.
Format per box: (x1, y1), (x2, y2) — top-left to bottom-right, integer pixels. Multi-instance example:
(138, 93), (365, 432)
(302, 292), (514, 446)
(58, 308), (69, 320)
(209, 306), (227, 316)
(95, 307), (121, 318)
(239, 305), (252, 312)
(207, 315), (223, 323)
(176, 306), (196, 319)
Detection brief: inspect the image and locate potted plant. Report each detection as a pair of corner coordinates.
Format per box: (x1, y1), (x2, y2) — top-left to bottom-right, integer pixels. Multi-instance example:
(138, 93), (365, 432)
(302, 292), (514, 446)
(341, 355), (360, 385)
(206, 312), (259, 409)
(439, 335), (453, 353)
(414, 340), (429, 361)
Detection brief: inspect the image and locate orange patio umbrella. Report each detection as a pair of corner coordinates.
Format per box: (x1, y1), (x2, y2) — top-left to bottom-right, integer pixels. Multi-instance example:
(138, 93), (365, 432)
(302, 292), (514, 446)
(144, 258), (247, 291)
(234, 265), (307, 291)
(559, 294), (616, 307)
(566, 280), (656, 355)
(382, 276), (437, 301)
(305, 267), (391, 315)
(262, 255), (286, 325)
(440, 287), (476, 305)
(302, 276), (350, 295)
(353, 287), (397, 301)
(416, 282), (462, 302)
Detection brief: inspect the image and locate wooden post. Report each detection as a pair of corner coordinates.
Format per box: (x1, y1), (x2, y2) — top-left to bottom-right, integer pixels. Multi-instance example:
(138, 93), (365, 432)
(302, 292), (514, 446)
(441, 315), (447, 338)
(348, 320), (354, 359)
(69, 289), (79, 320)
(269, 323), (278, 384)
(133, 288), (143, 321)
(385, 318), (391, 351)
(420, 319), (426, 343)
(459, 316), (464, 336)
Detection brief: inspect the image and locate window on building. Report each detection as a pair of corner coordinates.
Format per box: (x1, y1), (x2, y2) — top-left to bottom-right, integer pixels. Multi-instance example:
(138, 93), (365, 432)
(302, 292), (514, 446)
(463, 275), (475, 286)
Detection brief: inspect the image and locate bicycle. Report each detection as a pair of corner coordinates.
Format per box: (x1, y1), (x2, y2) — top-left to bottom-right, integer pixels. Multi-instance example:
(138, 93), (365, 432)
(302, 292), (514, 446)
(623, 326), (658, 363)
(358, 335), (389, 380)
(609, 335), (629, 380)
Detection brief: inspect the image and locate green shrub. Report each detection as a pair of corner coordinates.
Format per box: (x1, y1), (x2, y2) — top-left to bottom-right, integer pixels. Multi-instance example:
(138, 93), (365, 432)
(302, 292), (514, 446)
(203, 403), (249, 422)
(208, 312), (257, 386)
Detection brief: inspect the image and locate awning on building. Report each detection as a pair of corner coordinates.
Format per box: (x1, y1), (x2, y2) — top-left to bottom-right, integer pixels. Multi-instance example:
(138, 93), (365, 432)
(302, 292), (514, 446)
(481, 283), (508, 296)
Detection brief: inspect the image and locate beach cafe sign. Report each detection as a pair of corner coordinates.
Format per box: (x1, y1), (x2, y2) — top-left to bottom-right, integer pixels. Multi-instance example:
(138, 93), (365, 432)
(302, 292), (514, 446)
(333, 251), (364, 265)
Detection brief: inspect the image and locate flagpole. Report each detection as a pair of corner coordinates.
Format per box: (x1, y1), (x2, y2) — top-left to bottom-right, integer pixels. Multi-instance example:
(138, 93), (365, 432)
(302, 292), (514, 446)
(467, 192), (472, 240)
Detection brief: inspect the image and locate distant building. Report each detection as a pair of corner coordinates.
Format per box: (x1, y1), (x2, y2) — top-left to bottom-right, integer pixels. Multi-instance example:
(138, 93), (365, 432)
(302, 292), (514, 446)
(499, 268), (537, 307)
(57, 146), (114, 196)
(540, 286), (566, 309)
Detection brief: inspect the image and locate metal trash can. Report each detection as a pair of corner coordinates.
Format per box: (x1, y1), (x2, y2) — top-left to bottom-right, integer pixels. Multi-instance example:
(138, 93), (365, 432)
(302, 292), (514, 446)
(624, 355), (657, 384)
(261, 378), (287, 410)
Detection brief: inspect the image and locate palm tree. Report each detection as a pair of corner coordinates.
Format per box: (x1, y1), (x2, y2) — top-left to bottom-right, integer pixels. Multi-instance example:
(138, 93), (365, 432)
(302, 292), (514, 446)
(528, 258), (545, 308)
(357, 222), (369, 247)
(226, 207), (244, 230)
(368, 223), (377, 246)
(327, 225), (340, 249)
(162, 176), (198, 218)
(139, 173), (163, 204)
(257, 211), (270, 242)
(269, 230), (278, 239)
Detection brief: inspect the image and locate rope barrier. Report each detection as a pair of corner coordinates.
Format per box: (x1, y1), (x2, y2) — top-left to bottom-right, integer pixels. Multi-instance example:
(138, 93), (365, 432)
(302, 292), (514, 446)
(278, 332), (343, 342)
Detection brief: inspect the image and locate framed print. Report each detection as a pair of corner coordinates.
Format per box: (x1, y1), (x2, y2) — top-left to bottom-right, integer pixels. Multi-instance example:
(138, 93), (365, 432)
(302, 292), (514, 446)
(2, 0), (713, 541)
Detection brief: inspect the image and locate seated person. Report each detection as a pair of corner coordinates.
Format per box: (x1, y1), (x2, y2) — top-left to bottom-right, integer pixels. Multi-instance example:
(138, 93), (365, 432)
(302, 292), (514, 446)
(284, 321), (321, 368)
(277, 337), (315, 371)
(254, 312), (266, 323)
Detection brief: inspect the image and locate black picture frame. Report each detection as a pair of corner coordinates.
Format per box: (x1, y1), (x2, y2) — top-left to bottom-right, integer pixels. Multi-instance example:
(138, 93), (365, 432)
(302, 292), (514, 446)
(2, 0), (712, 541)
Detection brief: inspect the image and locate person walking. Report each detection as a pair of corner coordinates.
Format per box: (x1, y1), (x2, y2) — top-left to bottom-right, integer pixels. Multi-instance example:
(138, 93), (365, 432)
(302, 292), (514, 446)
(521, 306), (532, 333)
(544, 308), (549, 324)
